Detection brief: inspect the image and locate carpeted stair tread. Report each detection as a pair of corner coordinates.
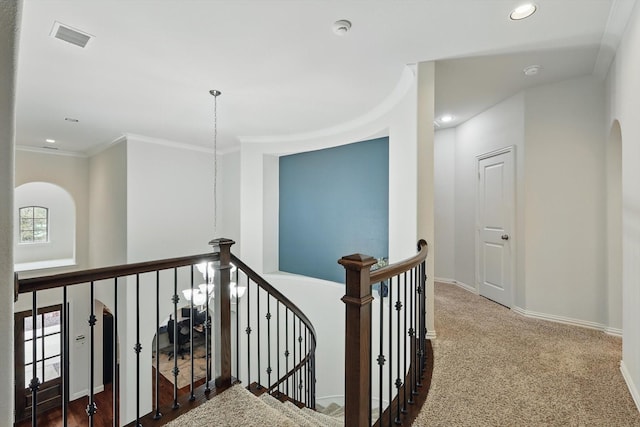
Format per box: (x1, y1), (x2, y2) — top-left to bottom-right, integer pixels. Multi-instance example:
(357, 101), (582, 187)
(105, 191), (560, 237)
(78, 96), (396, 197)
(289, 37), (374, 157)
(302, 407), (344, 426)
(164, 384), (297, 427)
(319, 402), (343, 417)
(260, 393), (318, 427)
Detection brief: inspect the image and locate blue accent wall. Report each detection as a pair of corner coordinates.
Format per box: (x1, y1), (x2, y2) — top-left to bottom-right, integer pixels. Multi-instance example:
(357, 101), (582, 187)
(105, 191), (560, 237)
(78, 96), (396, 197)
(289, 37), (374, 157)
(279, 137), (389, 283)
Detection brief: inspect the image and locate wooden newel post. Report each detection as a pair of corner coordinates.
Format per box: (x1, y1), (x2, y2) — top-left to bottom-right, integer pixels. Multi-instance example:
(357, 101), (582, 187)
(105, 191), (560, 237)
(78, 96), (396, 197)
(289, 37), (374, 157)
(211, 237), (235, 388)
(339, 253), (377, 427)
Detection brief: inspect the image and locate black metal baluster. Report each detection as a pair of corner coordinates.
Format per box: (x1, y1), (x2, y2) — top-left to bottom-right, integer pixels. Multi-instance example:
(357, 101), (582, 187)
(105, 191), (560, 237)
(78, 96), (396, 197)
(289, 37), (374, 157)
(402, 271), (408, 414)
(189, 265), (195, 401)
(292, 316), (297, 402)
(135, 274), (142, 426)
(172, 269), (180, 408)
(257, 286), (261, 389)
(113, 278), (118, 427)
(378, 281), (384, 423)
(62, 286), (69, 426)
(235, 266), (240, 382)
(388, 277), (393, 427)
(276, 301), (280, 397)
(246, 276), (252, 388)
(205, 265), (211, 393)
(154, 271), (162, 420)
(298, 318), (303, 403)
(88, 281), (97, 427)
(30, 291), (39, 427)
(285, 308), (289, 398)
(421, 261), (427, 376)
(267, 293), (272, 390)
(395, 275), (403, 424)
(416, 266), (422, 388)
(305, 327), (308, 406)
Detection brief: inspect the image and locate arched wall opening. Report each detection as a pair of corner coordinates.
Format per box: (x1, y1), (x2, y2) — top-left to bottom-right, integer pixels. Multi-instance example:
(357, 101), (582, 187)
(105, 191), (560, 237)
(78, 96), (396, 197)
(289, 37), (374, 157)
(14, 182), (76, 271)
(606, 120), (623, 332)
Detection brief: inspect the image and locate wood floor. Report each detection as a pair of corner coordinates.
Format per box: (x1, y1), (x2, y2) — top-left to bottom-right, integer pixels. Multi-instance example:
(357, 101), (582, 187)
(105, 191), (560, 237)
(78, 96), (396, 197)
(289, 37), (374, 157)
(14, 369), (220, 427)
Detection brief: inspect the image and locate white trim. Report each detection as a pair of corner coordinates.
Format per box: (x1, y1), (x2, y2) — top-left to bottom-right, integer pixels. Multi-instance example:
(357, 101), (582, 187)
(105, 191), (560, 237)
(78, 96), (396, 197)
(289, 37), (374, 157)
(125, 133), (216, 154)
(85, 134), (127, 157)
(512, 306), (613, 333)
(621, 360), (640, 411)
(593, 0), (637, 78)
(604, 326), (623, 337)
(435, 278), (478, 295)
(16, 145), (87, 158)
(71, 385), (104, 401)
(14, 258), (76, 272)
(426, 329), (437, 340)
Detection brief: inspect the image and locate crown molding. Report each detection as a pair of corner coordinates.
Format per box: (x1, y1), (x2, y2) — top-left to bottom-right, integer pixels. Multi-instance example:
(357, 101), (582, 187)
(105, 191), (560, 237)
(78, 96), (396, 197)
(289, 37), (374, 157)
(593, 0), (637, 79)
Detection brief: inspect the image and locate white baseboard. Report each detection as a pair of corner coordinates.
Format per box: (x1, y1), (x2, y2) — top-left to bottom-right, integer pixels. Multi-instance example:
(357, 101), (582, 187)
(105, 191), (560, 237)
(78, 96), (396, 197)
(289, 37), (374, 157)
(511, 306), (621, 336)
(435, 277), (478, 294)
(621, 360), (640, 411)
(604, 326), (623, 337)
(71, 385), (104, 401)
(426, 330), (437, 340)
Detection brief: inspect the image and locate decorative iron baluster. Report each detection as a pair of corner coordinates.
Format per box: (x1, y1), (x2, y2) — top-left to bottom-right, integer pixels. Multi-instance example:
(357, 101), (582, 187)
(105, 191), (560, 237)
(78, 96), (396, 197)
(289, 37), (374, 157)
(378, 281), (384, 424)
(388, 276), (393, 427)
(402, 271), (408, 414)
(113, 278), (119, 427)
(154, 271), (162, 420)
(172, 269), (180, 408)
(285, 308), (289, 397)
(235, 265), (240, 382)
(135, 274), (142, 426)
(276, 301), (281, 397)
(30, 291), (39, 427)
(205, 265), (211, 393)
(298, 318), (303, 402)
(189, 265), (195, 402)
(267, 294), (272, 390)
(62, 287), (69, 426)
(88, 281), (97, 426)
(257, 285), (261, 389)
(246, 275), (252, 388)
(395, 275), (403, 424)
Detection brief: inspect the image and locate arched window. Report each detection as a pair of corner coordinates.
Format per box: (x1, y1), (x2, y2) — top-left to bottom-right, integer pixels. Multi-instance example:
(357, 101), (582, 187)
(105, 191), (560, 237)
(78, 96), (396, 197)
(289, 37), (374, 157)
(19, 206), (49, 243)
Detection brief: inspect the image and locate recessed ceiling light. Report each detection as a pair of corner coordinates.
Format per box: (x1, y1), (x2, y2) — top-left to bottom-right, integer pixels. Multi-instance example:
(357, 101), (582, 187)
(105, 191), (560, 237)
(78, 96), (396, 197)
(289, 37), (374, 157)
(510, 3), (537, 20)
(45, 138), (56, 143)
(64, 117), (79, 123)
(333, 20), (352, 36)
(439, 114), (454, 123)
(523, 64), (542, 76)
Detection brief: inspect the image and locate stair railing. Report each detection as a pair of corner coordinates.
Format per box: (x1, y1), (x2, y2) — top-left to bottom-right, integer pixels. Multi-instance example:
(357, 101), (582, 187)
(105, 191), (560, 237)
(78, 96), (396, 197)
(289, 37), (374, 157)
(340, 239), (431, 427)
(14, 237), (317, 426)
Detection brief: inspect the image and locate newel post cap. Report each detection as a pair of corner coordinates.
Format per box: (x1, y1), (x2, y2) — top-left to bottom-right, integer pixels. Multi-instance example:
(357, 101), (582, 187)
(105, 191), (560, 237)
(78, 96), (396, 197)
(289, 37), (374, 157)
(338, 253), (377, 271)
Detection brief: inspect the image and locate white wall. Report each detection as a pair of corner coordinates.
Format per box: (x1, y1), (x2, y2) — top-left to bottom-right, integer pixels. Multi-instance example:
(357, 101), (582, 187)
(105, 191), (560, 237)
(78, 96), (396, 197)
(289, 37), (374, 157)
(606, 0), (640, 408)
(0, 2), (19, 423)
(523, 76), (606, 324)
(89, 141), (127, 269)
(454, 92), (526, 305)
(606, 121), (622, 332)
(434, 128), (456, 280)
(219, 149), (241, 252)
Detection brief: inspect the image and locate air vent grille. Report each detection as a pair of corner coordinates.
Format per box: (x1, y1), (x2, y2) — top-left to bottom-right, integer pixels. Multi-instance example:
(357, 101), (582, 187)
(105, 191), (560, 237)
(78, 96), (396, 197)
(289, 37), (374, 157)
(51, 22), (92, 48)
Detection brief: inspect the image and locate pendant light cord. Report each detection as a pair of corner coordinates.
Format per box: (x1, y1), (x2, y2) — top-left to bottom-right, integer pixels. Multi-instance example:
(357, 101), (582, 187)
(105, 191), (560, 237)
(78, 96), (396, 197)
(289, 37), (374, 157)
(210, 90), (221, 238)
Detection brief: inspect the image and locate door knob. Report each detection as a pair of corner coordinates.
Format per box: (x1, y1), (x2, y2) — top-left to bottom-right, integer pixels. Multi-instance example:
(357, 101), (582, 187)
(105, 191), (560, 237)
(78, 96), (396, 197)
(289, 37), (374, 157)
(501, 234), (509, 240)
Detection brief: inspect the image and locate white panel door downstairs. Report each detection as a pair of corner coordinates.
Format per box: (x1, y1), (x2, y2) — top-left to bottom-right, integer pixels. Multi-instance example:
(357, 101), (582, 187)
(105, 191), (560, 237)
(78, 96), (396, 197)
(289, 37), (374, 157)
(477, 149), (514, 307)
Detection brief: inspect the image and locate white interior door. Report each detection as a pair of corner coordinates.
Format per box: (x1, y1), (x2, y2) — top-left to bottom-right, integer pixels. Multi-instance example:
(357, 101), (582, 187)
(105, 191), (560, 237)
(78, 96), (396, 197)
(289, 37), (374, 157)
(477, 149), (514, 307)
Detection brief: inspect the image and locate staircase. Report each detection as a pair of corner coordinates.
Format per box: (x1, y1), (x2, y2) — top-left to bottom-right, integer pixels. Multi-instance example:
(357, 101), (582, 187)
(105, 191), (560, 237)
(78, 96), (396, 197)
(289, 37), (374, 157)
(164, 384), (343, 427)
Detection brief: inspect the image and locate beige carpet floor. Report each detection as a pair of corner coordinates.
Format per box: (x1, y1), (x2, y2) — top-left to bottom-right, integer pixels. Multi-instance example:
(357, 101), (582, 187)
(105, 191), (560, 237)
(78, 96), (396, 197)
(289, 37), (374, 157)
(413, 282), (640, 426)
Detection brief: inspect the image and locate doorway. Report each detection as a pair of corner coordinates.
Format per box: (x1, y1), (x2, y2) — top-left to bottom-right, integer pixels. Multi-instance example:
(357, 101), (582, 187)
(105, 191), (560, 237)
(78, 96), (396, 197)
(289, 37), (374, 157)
(476, 147), (515, 307)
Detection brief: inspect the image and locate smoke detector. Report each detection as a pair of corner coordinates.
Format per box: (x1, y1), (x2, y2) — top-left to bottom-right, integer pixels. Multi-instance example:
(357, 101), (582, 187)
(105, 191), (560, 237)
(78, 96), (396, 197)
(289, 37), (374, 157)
(50, 21), (93, 48)
(333, 20), (352, 36)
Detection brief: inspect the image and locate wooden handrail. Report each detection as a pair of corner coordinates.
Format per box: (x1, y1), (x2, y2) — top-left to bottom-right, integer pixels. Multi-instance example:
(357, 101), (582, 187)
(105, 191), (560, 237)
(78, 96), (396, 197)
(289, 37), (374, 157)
(370, 239), (428, 284)
(16, 252), (219, 295)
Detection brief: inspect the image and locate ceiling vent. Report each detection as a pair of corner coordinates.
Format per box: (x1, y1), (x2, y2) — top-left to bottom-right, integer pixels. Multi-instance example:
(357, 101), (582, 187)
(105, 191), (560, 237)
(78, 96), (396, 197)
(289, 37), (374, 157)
(50, 22), (93, 48)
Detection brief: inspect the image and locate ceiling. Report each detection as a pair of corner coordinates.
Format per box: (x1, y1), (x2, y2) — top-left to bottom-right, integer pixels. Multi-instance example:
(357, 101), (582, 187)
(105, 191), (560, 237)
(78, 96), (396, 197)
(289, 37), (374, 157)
(15, 0), (636, 154)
